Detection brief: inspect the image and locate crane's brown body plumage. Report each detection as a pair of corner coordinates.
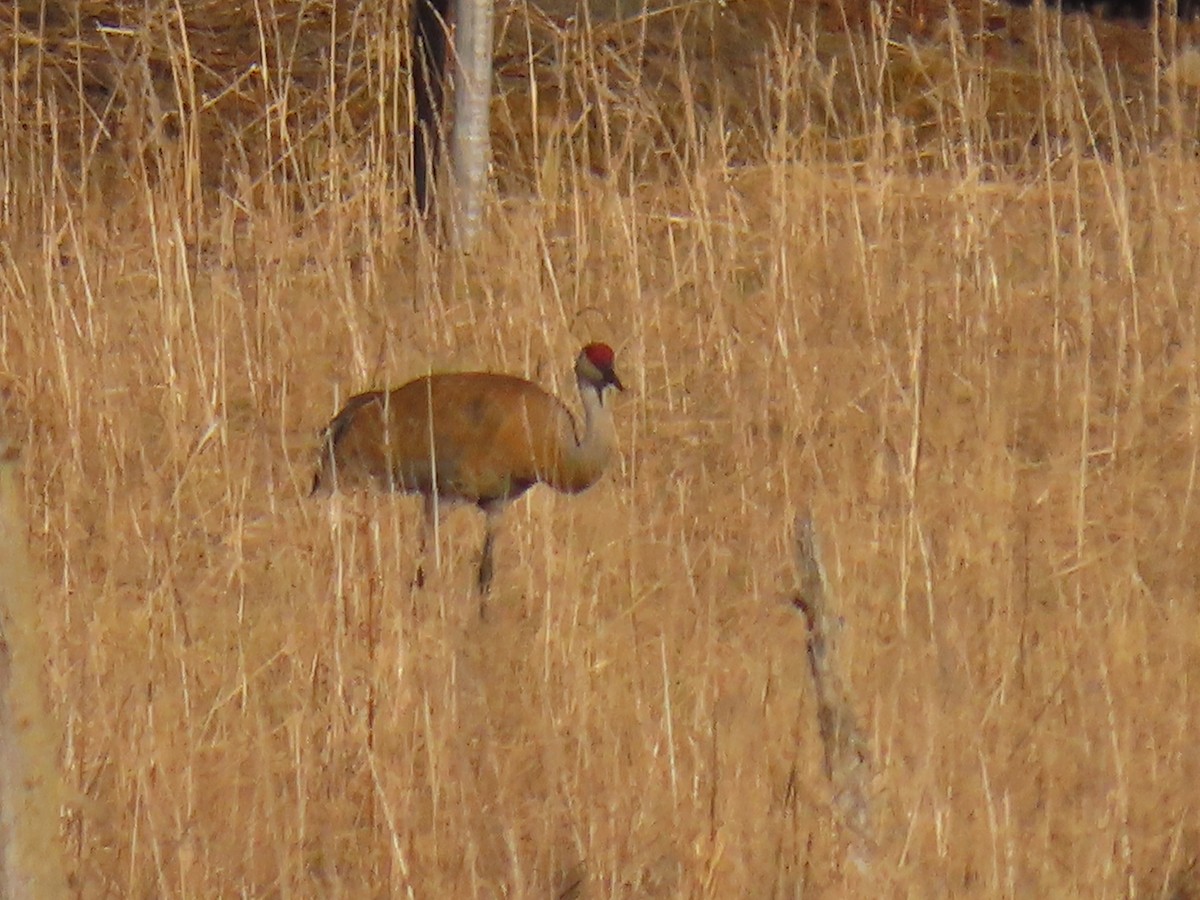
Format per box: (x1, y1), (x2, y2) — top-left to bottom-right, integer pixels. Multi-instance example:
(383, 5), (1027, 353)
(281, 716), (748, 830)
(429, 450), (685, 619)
(311, 344), (623, 599)
(314, 375), (592, 503)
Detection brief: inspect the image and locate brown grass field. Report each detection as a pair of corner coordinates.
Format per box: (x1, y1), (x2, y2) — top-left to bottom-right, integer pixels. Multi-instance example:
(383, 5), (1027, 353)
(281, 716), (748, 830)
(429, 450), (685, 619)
(4, 0), (1200, 895)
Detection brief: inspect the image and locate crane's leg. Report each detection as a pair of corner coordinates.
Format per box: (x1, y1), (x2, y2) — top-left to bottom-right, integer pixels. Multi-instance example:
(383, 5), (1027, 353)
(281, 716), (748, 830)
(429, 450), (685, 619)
(476, 507), (502, 609)
(415, 494), (443, 589)
(414, 523), (428, 589)
(477, 524), (495, 595)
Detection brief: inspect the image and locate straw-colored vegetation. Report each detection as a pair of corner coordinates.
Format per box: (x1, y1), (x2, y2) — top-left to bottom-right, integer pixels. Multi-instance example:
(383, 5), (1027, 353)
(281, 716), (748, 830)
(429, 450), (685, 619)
(3, 0), (1200, 894)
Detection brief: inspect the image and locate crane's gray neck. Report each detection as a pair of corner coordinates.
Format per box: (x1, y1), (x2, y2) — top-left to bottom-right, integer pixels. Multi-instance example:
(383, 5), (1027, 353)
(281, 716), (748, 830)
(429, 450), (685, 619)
(554, 375), (617, 492)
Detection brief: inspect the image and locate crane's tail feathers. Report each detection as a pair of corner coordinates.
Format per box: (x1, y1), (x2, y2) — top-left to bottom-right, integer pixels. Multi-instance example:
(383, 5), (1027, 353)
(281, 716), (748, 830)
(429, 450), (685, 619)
(309, 432), (337, 497)
(310, 393), (380, 498)
(309, 467), (331, 498)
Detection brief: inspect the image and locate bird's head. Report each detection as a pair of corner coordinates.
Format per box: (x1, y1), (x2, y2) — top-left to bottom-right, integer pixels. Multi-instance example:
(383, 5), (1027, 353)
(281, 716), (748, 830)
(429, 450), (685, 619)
(576, 343), (624, 393)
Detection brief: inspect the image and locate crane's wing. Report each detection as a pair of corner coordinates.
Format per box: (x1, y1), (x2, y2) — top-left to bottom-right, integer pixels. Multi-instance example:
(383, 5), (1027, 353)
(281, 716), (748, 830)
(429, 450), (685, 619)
(387, 373), (578, 503)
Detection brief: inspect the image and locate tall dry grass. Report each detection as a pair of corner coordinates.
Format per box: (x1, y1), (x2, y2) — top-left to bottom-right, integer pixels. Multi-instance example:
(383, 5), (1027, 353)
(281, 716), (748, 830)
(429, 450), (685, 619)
(3, 0), (1200, 895)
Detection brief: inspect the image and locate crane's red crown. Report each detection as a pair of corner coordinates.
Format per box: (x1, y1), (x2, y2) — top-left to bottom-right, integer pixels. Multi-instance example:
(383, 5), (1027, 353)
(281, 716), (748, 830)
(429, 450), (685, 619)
(583, 343), (615, 370)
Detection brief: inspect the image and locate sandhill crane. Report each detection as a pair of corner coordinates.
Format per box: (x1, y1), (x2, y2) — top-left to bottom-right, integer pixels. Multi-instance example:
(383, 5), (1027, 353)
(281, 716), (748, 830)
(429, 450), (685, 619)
(311, 343), (624, 601)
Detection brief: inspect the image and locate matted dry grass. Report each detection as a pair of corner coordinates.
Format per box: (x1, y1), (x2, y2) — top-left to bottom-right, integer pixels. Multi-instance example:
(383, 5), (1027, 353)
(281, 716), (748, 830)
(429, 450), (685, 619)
(3, 0), (1200, 895)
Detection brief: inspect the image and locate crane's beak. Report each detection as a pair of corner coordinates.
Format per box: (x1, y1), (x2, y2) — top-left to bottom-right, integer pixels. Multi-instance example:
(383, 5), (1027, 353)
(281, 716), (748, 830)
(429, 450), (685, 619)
(606, 368), (625, 391)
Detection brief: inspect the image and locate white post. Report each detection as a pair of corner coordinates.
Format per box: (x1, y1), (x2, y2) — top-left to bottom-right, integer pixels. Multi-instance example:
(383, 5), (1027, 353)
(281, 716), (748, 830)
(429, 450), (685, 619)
(450, 0), (494, 248)
(0, 443), (68, 898)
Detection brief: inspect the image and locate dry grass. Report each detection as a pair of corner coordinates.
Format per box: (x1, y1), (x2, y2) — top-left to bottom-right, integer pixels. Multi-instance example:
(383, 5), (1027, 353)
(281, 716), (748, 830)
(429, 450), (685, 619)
(3, 0), (1200, 895)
